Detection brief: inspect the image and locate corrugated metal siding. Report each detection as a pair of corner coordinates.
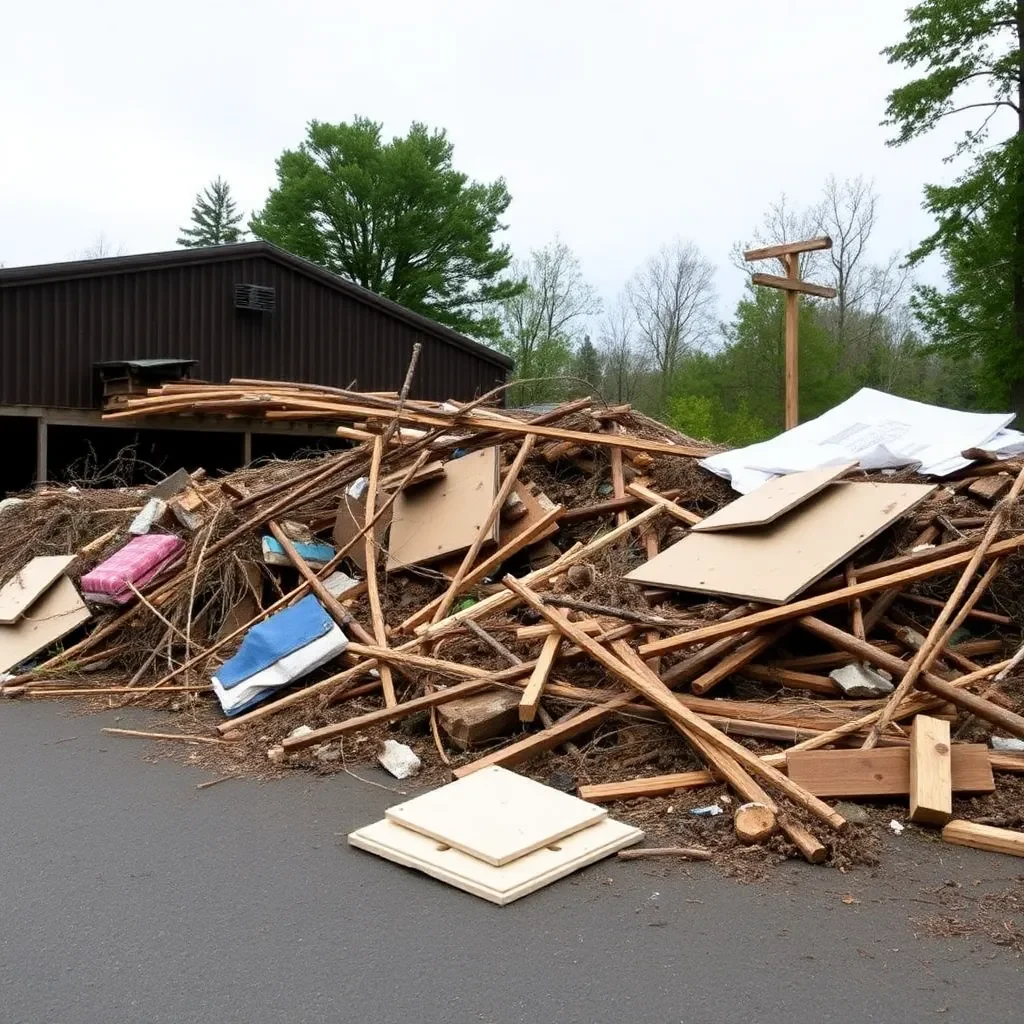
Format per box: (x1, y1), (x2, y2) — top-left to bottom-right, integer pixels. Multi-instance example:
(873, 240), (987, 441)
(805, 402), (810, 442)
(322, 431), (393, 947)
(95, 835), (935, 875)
(0, 254), (506, 408)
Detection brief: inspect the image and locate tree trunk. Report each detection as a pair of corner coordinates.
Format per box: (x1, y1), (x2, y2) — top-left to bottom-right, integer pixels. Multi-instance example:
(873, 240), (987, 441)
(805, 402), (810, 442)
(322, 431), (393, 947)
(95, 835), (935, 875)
(1014, 3), (1024, 424)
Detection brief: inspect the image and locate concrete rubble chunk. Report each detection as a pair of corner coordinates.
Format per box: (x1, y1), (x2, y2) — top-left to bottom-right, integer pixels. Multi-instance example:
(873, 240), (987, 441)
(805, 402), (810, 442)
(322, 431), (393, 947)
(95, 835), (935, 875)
(829, 662), (895, 698)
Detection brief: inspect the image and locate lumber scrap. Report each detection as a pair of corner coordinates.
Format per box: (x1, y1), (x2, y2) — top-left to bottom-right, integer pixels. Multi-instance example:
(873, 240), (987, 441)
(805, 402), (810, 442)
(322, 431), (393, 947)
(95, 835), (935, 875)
(909, 715), (953, 825)
(785, 744), (992, 799)
(941, 820), (1024, 857)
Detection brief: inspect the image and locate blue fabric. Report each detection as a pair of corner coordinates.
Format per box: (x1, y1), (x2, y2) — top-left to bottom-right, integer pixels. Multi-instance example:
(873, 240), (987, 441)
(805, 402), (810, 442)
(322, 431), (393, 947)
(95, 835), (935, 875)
(261, 536), (335, 563)
(215, 595), (334, 689)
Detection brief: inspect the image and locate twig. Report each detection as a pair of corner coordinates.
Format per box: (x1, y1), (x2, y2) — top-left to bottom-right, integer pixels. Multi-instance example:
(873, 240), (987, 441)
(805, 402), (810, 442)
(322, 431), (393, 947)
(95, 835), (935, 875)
(617, 846), (713, 862)
(102, 727), (226, 745)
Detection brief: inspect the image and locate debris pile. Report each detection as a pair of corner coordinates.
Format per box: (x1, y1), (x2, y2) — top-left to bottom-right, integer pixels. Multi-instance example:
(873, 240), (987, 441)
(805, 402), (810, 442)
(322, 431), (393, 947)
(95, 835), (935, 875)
(3, 362), (1024, 886)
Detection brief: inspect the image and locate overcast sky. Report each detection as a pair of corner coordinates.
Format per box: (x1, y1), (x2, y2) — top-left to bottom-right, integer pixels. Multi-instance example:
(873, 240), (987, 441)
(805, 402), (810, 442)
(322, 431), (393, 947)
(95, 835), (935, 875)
(2, 1), (982, 325)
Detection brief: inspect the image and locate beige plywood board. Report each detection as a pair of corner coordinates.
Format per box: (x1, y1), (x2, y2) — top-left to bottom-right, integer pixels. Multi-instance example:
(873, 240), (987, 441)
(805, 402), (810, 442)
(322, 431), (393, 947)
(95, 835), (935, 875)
(349, 817), (643, 905)
(624, 481), (936, 605)
(691, 462), (857, 533)
(0, 576), (90, 673)
(386, 447), (500, 571)
(385, 764), (607, 866)
(0, 555), (76, 624)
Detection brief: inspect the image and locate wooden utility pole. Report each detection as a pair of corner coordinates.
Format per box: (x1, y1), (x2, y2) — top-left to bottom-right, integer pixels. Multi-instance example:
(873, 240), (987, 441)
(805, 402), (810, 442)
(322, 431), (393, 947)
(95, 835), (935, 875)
(743, 236), (837, 430)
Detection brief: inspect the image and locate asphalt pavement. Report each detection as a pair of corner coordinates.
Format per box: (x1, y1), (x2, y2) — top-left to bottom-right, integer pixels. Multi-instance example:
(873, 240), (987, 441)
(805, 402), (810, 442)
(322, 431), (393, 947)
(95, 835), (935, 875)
(1, 700), (1021, 1024)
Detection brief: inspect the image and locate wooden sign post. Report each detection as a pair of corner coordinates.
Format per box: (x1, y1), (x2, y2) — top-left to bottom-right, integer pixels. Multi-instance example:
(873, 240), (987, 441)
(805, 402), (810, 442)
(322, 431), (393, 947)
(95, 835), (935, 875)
(743, 236), (837, 430)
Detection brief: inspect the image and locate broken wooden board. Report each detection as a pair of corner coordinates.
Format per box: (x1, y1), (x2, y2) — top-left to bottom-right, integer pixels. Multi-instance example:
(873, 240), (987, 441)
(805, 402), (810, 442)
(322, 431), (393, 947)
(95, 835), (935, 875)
(625, 481), (936, 604)
(967, 474), (1012, 504)
(384, 764), (607, 866)
(386, 447), (500, 571)
(436, 690), (522, 750)
(785, 744), (993, 799)
(349, 816), (643, 905)
(941, 819), (1024, 858)
(691, 463), (856, 533)
(0, 555), (75, 624)
(0, 576), (90, 674)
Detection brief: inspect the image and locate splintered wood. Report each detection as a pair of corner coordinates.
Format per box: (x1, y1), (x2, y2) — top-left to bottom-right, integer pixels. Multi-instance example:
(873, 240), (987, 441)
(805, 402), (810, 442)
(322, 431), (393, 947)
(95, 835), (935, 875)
(1, 375), (1021, 882)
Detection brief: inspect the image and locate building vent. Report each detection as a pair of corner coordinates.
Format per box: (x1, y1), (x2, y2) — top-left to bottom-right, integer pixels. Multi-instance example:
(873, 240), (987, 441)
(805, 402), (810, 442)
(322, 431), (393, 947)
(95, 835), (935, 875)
(234, 283), (276, 312)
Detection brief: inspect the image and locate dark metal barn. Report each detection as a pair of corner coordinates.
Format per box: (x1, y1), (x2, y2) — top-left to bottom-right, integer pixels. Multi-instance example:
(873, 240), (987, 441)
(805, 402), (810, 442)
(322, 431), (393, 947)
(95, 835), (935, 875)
(0, 242), (511, 491)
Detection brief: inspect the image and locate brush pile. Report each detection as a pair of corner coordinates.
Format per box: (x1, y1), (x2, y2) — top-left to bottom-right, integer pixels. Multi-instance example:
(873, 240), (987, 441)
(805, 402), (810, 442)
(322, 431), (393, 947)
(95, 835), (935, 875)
(3, 358), (1024, 870)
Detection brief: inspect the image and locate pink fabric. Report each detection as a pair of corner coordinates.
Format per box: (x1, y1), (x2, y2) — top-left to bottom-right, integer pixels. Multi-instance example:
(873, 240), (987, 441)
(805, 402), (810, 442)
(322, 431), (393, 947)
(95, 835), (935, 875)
(81, 534), (185, 605)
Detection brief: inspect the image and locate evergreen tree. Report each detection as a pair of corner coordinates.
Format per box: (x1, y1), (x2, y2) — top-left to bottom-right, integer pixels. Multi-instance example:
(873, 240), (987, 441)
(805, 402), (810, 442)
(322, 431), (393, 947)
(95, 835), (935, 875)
(178, 176), (245, 247)
(571, 336), (603, 397)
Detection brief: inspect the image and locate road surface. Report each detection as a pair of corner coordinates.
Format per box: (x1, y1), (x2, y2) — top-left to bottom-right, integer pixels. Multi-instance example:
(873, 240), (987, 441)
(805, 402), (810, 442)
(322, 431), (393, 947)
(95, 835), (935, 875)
(1, 701), (1020, 1024)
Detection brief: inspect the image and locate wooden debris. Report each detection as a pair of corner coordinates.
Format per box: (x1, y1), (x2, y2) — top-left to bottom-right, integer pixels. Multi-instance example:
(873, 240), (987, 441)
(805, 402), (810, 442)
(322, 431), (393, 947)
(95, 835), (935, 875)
(909, 715), (953, 825)
(941, 820), (1024, 857)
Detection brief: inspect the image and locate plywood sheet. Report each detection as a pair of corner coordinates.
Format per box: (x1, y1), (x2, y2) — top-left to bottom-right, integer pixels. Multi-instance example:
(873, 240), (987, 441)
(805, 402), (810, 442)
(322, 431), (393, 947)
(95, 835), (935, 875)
(385, 764), (607, 865)
(0, 576), (90, 673)
(0, 555), (75, 624)
(785, 744), (993, 798)
(624, 481), (935, 604)
(436, 480), (559, 579)
(349, 817), (643, 905)
(386, 448), (500, 571)
(691, 463), (857, 532)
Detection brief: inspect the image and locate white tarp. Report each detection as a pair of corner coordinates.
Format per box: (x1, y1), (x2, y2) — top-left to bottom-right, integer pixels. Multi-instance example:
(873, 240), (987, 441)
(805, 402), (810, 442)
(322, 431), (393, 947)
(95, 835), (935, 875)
(701, 388), (1020, 494)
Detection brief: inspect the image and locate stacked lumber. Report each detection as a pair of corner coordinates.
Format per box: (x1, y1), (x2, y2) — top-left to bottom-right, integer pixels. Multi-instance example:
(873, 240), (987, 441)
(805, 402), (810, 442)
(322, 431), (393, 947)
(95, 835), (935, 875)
(2, 362), (1024, 876)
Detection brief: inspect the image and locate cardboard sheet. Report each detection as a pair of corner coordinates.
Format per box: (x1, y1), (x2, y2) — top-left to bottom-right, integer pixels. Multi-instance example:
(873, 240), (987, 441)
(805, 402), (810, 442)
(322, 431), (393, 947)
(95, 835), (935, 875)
(691, 463), (856, 533)
(0, 555), (76, 624)
(624, 480), (935, 604)
(0, 575), (90, 674)
(701, 388), (1016, 494)
(386, 447), (500, 571)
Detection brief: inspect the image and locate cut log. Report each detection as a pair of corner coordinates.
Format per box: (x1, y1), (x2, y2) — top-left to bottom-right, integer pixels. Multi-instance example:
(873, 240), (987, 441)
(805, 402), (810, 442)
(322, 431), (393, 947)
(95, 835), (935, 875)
(734, 802), (777, 844)
(909, 715), (953, 826)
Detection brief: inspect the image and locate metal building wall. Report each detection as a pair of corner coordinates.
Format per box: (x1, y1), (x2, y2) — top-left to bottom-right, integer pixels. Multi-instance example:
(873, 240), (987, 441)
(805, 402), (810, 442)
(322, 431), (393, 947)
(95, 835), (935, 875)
(0, 252), (508, 408)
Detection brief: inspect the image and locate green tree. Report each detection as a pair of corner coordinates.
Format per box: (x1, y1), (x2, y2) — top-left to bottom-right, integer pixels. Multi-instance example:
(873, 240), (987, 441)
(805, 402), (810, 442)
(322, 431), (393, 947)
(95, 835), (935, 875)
(178, 177), (244, 247)
(883, 1), (1024, 413)
(251, 118), (521, 340)
(571, 336), (603, 397)
(493, 240), (600, 404)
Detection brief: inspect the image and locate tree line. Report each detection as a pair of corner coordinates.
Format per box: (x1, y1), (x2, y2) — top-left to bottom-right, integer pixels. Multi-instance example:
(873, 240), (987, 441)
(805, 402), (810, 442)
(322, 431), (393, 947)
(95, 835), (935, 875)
(173, 0), (1024, 434)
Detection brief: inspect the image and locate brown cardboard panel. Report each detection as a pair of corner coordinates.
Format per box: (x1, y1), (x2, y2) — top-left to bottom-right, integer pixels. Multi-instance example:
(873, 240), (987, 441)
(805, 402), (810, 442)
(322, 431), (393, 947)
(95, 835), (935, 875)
(386, 448), (500, 571)
(624, 481), (935, 604)
(0, 576), (90, 673)
(691, 462), (857, 532)
(0, 555), (75, 624)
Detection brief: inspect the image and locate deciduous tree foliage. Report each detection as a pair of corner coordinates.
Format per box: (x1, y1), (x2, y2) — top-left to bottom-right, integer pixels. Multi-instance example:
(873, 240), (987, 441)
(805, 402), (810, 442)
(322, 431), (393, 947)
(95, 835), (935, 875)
(178, 177), (244, 247)
(883, 0), (1024, 413)
(250, 118), (522, 341)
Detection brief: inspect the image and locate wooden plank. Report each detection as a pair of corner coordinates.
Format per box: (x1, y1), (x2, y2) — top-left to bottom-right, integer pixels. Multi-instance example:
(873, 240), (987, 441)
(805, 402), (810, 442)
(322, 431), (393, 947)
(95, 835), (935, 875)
(363, 437), (396, 707)
(743, 236), (832, 262)
(386, 447), (500, 571)
(0, 556), (75, 624)
(516, 619), (603, 641)
(968, 474), (1012, 504)
(692, 464), (856, 533)
(626, 483), (702, 525)
(519, 632), (560, 723)
(910, 715), (953, 825)
(689, 627), (788, 696)
(626, 481), (935, 605)
(639, 531), (1024, 658)
(941, 820), (1024, 858)
(750, 272), (838, 299)
(785, 744), (992, 799)
(0, 576), (90, 674)
(502, 576), (847, 832)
